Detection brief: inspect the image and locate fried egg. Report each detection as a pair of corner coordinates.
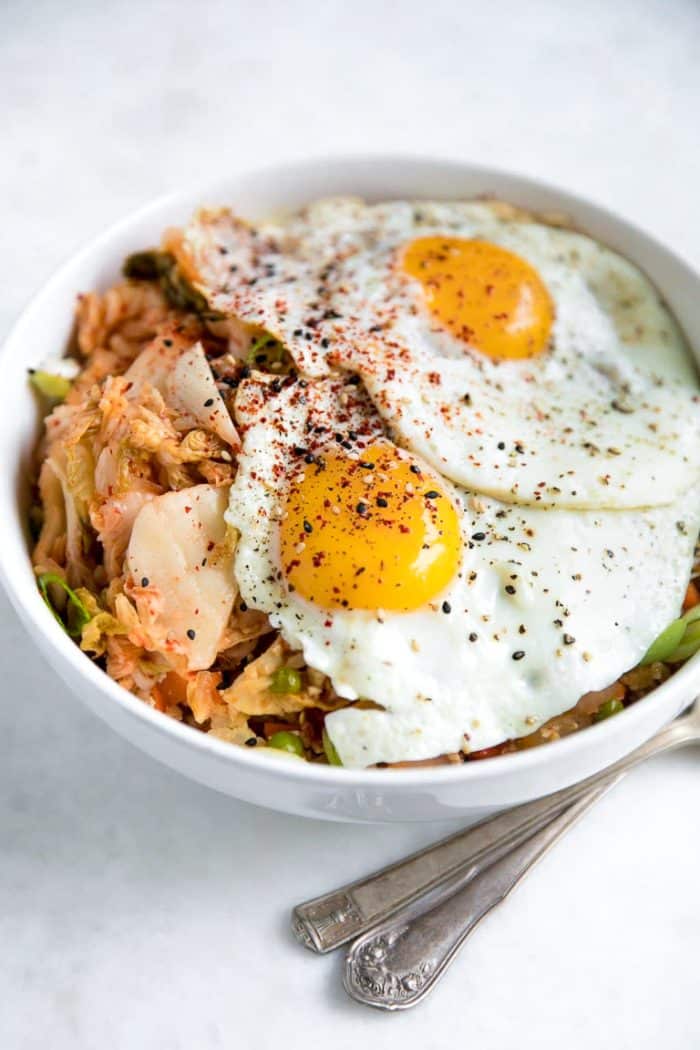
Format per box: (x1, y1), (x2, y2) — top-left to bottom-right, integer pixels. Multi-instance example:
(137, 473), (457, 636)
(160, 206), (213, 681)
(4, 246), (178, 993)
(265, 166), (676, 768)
(227, 376), (700, 767)
(182, 199), (700, 511)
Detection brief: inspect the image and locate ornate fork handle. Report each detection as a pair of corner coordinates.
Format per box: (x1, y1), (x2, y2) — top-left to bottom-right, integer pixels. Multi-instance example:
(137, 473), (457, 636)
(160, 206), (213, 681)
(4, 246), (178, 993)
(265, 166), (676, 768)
(293, 708), (695, 953)
(343, 778), (617, 1010)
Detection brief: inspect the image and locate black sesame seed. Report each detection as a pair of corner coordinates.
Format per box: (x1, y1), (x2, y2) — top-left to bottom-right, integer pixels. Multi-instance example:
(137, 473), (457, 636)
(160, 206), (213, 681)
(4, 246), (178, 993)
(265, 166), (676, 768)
(442, 601), (451, 614)
(244, 737), (257, 747)
(187, 629), (196, 640)
(376, 497), (388, 508)
(163, 339), (173, 347)
(425, 490), (440, 500)
(505, 585), (516, 595)
(356, 501), (368, 515)
(471, 531), (486, 541)
(512, 650), (526, 661)
(140, 577), (149, 587)
(469, 632), (478, 642)
(293, 328), (303, 337)
(304, 453), (315, 464)
(497, 441), (505, 450)
(321, 337), (330, 348)
(240, 602), (248, 612)
(359, 461), (374, 469)
(347, 374), (361, 386)
(410, 464), (421, 474)
(203, 397), (214, 407)
(303, 519), (313, 534)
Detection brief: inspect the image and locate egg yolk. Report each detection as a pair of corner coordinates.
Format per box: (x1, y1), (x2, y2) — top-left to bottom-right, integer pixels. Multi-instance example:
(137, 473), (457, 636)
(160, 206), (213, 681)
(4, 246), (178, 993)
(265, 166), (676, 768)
(402, 236), (554, 360)
(280, 442), (461, 612)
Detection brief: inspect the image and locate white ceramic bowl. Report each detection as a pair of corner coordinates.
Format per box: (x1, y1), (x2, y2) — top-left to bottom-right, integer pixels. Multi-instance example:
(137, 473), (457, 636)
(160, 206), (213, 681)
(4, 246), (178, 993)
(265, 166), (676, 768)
(3, 156), (700, 823)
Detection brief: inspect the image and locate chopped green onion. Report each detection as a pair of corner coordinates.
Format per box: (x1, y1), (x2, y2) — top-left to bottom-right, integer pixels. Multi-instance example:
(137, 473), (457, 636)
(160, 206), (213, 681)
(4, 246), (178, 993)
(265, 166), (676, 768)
(245, 333), (289, 370)
(29, 370), (72, 401)
(267, 731), (305, 757)
(593, 698), (625, 723)
(269, 665), (302, 694)
(37, 572), (91, 638)
(666, 620), (700, 664)
(639, 618), (687, 665)
(122, 249), (173, 281)
(322, 727), (342, 766)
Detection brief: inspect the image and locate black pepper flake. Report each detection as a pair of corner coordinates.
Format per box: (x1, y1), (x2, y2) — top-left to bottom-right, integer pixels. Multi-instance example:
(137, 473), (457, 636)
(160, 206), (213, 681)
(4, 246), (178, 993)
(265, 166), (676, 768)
(303, 519), (313, 534)
(187, 629), (196, 640)
(163, 339), (173, 347)
(471, 531), (486, 541)
(141, 577), (149, 587)
(347, 374), (361, 386)
(505, 585), (516, 595)
(203, 397), (214, 407)
(497, 441), (505, 450)
(442, 601), (451, 614)
(376, 497), (388, 508)
(321, 337), (330, 348)
(425, 490), (440, 500)
(293, 328), (303, 337)
(244, 737), (257, 747)
(563, 634), (576, 645)
(469, 632), (478, 642)
(512, 650), (526, 661)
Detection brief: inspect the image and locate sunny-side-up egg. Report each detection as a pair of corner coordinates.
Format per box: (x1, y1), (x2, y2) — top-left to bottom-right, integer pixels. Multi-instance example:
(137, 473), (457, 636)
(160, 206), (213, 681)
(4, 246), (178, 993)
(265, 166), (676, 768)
(226, 374), (700, 768)
(180, 198), (700, 511)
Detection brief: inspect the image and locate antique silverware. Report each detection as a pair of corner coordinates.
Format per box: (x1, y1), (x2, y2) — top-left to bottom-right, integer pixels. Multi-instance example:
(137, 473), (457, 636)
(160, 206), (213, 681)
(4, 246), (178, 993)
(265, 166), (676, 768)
(341, 700), (700, 1009)
(343, 778), (614, 1009)
(293, 702), (699, 959)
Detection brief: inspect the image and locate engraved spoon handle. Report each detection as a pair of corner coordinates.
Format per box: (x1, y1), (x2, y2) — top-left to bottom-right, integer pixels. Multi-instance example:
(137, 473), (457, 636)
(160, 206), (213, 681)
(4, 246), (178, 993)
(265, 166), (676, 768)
(344, 778), (616, 1010)
(293, 707), (697, 952)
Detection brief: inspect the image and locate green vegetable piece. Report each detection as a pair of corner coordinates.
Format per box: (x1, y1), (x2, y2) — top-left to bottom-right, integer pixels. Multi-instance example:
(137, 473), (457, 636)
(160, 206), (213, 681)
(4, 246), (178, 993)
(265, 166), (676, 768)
(160, 265), (210, 314)
(267, 731), (305, 757)
(122, 249), (173, 281)
(322, 727), (342, 766)
(37, 572), (91, 638)
(593, 698), (625, 723)
(666, 620), (700, 664)
(29, 370), (72, 401)
(269, 666), (302, 694)
(639, 617), (687, 665)
(245, 334), (289, 370)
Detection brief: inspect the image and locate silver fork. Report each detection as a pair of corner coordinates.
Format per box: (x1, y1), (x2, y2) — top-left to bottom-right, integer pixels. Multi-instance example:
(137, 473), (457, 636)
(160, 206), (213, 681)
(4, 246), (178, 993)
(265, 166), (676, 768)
(292, 702), (700, 1009)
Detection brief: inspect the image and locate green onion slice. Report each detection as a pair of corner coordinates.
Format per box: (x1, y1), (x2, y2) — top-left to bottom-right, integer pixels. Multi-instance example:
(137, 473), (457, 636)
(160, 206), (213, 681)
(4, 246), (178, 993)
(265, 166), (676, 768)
(37, 572), (91, 638)
(639, 618), (687, 665)
(322, 727), (343, 766)
(29, 370), (72, 401)
(269, 666), (302, 694)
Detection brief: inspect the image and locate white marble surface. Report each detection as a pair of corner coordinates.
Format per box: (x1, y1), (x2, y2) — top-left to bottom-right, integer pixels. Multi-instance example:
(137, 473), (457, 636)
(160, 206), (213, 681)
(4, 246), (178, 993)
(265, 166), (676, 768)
(2, 1), (700, 1046)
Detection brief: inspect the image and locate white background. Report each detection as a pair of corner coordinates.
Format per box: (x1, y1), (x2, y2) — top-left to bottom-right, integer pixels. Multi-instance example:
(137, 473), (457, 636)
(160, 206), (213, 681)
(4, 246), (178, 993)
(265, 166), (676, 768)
(2, 2), (700, 1047)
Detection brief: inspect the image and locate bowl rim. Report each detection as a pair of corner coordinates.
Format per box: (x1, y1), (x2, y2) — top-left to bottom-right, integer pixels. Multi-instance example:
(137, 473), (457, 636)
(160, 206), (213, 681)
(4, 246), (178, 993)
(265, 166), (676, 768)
(3, 151), (700, 787)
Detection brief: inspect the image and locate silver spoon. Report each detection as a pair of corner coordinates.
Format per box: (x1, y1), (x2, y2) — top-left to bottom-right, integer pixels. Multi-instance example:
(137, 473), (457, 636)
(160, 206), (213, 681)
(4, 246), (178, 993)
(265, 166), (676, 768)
(341, 701), (700, 1009)
(294, 702), (699, 955)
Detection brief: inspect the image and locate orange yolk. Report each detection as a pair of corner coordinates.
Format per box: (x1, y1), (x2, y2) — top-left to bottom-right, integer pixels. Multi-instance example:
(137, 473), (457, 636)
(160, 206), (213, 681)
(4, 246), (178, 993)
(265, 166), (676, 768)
(280, 442), (461, 612)
(402, 236), (554, 360)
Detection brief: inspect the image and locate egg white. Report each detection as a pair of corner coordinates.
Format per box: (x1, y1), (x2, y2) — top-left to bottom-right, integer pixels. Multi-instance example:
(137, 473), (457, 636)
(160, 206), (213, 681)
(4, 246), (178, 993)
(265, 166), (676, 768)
(227, 376), (700, 768)
(184, 199), (700, 511)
